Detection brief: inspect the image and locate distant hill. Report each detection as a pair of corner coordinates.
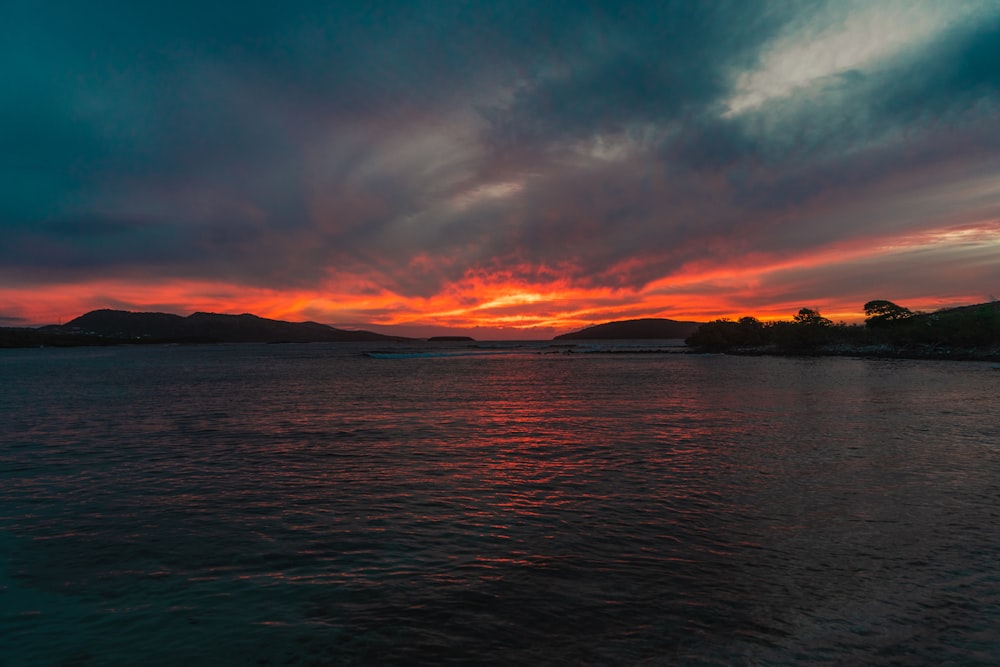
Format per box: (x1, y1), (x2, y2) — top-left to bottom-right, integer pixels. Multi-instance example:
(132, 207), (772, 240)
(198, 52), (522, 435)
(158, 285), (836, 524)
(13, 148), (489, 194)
(554, 318), (702, 340)
(933, 301), (1000, 317)
(54, 309), (410, 343)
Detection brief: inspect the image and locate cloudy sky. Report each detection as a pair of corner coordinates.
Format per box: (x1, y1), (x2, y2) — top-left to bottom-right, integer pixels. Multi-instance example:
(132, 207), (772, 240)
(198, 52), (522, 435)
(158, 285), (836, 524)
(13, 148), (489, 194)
(3, 0), (999, 337)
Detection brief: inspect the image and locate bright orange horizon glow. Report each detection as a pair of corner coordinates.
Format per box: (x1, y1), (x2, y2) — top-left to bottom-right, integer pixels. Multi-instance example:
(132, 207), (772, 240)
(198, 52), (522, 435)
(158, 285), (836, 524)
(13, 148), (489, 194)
(4, 217), (996, 339)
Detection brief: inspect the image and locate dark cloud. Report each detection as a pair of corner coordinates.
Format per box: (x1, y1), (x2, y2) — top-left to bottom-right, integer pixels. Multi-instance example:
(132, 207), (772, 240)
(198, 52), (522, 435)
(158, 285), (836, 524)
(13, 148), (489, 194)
(482, 1), (790, 148)
(877, 15), (1000, 120)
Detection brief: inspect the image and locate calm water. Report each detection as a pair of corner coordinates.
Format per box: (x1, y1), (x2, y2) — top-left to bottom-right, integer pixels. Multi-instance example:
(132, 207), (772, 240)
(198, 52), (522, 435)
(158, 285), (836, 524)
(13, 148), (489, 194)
(2, 342), (1000, 666)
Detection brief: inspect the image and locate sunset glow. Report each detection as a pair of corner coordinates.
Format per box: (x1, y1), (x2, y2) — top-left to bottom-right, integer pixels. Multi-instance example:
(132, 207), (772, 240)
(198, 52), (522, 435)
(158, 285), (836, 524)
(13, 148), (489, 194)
(5, 213), (997, 338)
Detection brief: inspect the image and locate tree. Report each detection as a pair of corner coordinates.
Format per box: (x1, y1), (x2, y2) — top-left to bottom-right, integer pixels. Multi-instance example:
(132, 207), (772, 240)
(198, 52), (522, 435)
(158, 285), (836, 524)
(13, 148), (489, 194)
(792, 308), (831, 326)
(864, 300), (912, 327)
(685, 316), (770, 350)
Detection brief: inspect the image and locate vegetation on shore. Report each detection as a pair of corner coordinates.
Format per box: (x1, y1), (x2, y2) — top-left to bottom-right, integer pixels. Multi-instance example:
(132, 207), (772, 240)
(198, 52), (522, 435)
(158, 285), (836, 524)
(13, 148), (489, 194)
(685, 300), (1000, 360)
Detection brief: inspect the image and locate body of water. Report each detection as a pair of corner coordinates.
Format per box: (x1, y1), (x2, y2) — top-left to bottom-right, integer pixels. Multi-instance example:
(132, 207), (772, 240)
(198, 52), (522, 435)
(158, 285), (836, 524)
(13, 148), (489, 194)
(2, 342), (1000, 665)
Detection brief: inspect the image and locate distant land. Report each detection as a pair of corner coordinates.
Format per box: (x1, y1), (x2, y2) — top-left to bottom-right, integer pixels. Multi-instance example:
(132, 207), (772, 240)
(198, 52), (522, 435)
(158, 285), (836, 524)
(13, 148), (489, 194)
(0, 309), (411, 347)
(4, 302), (998, 359)
(427, 336), (476, 342)
(684, 300), (1000, 361)
(554, 318), (702, 340)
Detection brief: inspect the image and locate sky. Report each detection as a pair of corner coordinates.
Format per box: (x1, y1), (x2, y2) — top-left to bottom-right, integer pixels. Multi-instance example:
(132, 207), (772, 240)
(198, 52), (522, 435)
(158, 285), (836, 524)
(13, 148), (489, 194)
(3, 0), (1000, 338)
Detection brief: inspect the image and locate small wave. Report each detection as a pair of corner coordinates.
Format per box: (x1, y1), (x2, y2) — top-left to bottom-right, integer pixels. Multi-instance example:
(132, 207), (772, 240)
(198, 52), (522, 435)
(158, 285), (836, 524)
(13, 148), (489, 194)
(365, 350), (499, 359)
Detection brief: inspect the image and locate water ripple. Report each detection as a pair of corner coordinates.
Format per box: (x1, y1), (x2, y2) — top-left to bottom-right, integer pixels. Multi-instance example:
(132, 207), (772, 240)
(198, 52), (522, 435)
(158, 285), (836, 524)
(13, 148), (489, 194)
(2, 346), (1000, 664)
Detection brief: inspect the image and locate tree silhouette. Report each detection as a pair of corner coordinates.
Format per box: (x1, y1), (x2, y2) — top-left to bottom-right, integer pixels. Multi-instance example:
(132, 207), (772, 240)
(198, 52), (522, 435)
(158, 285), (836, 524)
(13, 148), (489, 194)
(863, 300), (913, 327)
(792, 308), (831, 326)
(685, 299), (999, 357)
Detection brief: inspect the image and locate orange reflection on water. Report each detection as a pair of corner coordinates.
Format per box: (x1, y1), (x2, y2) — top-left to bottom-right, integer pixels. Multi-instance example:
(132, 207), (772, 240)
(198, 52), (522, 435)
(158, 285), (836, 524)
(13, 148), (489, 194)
(417, 356), (734, 535)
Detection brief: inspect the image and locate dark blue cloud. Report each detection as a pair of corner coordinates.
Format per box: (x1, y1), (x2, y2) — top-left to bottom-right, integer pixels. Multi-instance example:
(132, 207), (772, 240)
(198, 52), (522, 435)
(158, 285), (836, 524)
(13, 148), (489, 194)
(483, 1), (788, 147)
(875, 15), (1000, 124)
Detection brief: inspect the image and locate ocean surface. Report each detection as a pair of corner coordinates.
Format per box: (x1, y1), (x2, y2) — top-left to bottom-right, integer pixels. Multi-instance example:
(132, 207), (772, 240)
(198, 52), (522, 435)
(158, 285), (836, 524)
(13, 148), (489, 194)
(2, 341), (1000, 666)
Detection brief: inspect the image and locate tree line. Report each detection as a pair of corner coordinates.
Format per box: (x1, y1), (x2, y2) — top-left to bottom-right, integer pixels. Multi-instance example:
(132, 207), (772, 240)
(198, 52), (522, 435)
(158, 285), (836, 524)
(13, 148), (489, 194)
(685, 300), (1000, 356)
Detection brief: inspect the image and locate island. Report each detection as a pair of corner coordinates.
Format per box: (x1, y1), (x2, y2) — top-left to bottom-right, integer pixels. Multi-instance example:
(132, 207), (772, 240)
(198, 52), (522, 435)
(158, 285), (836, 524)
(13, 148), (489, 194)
(0, 309), (411, 347)
(554, 318), (702, 340)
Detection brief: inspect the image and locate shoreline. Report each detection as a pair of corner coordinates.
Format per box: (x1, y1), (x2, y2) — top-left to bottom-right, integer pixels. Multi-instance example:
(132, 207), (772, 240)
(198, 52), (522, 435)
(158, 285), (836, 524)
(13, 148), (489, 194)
(692, 343), (1000, 363)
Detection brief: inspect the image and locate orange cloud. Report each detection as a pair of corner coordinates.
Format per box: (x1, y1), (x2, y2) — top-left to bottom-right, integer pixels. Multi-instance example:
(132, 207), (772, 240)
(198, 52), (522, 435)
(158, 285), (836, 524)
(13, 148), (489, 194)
(3, 218), (997, 336)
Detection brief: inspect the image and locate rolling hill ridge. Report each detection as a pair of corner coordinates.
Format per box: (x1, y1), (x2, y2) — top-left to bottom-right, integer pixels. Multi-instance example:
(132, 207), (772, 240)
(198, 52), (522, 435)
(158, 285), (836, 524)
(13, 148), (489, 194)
(554, 318), (702, 340)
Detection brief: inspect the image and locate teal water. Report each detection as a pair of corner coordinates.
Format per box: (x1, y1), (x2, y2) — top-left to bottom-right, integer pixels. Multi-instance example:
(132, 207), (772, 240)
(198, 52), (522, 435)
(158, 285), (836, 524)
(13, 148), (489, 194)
(2, 343), (1000, 665)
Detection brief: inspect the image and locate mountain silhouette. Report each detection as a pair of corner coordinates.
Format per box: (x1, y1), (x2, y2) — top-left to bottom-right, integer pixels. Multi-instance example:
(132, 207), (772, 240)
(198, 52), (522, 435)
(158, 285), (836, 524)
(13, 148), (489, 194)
(554, 318), (702, 340)
(59, 309), (410, 343)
